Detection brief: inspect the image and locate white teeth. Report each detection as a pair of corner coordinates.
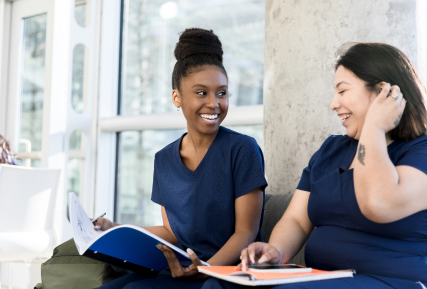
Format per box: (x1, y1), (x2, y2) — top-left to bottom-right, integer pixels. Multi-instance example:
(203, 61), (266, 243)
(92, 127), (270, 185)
(201, 114), (218, 120)
(341, 114), (351, 121)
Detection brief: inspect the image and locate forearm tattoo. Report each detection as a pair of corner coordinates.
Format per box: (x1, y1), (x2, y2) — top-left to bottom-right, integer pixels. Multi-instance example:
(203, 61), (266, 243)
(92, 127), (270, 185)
(394, 114), (402, 128)
(358, 144), (366, 166)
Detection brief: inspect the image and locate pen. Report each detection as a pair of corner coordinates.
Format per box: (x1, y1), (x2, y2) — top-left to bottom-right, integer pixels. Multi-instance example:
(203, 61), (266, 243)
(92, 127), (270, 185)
(92, 212), (106, 224)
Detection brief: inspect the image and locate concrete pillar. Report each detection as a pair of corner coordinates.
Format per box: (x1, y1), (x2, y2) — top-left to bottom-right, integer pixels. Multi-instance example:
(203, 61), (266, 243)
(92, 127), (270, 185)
(264, 0), (427, 195)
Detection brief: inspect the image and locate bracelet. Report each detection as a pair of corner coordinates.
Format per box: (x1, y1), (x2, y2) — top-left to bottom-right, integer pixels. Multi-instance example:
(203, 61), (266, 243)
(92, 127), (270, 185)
(274, 247), (283, 265)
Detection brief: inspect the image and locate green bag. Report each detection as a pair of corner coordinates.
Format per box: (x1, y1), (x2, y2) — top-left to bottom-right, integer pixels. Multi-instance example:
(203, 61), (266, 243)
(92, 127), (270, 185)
(34, 239), (128, 289)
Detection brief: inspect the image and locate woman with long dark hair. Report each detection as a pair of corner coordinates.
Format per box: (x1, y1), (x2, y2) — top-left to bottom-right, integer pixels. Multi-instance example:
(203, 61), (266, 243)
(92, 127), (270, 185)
(203, 43), (427, 288)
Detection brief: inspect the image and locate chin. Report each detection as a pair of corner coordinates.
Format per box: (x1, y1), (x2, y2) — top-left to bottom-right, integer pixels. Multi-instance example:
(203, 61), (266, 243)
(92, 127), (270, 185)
(198, 125), (220, 135)
(345, 129), (357, 139)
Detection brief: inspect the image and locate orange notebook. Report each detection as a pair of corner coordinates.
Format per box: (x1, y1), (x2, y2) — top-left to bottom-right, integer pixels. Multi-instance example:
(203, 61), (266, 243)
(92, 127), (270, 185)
(197, 266), (355, 286)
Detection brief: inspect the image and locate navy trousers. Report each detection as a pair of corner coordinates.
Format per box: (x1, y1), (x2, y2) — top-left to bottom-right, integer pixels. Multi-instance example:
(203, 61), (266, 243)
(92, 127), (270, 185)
(95, 270), (208, 289)
(201, 275), (427, 289)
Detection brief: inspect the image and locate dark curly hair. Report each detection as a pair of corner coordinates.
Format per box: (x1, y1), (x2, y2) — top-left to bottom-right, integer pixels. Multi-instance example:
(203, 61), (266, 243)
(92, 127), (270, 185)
(336, 42), (427, 141)
(172, 28), (228, 90)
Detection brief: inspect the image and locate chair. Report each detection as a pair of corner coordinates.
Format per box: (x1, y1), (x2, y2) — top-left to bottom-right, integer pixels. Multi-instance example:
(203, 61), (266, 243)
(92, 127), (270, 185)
(0, 164), (61, 289)
(261, 193), (306, 266)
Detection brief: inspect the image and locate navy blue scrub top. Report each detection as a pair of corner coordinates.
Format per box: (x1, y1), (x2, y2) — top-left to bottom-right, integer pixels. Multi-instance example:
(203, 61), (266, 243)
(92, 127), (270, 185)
(297, 134), (427, 284)
(151, 126), (268, 261)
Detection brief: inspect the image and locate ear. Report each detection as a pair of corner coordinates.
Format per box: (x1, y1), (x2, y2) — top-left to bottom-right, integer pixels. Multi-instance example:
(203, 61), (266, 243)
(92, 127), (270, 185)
(172, 89), (181, 109)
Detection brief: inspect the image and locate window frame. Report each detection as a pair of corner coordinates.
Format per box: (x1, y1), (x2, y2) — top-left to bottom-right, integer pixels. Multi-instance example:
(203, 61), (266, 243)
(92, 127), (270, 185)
(95, 0), (264, 222)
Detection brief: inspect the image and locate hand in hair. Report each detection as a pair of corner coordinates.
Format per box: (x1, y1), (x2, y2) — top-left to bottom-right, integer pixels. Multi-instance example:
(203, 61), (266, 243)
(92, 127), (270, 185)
(364, 82), (407, 134)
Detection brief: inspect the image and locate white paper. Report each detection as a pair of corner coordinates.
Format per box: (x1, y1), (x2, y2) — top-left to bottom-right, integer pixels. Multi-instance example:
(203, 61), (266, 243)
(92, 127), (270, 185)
(69, 192), (103, 254)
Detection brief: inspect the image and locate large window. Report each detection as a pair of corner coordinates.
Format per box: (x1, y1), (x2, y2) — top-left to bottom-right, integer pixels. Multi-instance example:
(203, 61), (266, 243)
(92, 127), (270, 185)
(16, 14), (47, 167)
(115, 0), (265, 226)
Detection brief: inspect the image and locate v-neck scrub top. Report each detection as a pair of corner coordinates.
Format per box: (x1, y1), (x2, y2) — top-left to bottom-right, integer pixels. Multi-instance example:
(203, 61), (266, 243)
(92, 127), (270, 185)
(298, 134), (427, 287)
(151, 126), (268, 261)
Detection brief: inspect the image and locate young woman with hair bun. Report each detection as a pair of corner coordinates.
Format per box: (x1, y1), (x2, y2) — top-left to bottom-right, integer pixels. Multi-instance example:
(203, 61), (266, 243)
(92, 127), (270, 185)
(94, 28), (267, 289)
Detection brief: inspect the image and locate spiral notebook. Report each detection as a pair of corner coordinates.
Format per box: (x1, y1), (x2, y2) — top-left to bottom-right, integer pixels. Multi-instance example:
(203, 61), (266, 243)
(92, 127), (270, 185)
(197, 266), (355, 286)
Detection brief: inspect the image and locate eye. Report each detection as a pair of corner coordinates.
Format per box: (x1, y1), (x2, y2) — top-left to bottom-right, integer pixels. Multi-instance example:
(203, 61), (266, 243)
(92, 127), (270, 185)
(218, 91), (227, 97)
(339, 90), (345, 95)
(196, 91), (206, 96)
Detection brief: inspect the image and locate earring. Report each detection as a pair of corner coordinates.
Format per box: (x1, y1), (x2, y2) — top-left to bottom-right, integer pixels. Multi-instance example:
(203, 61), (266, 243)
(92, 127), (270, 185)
(177, 107), (180, 111)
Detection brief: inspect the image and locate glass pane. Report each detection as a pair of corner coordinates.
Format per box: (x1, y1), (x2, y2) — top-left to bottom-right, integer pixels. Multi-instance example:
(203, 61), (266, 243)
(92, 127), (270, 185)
(120, 0), (265, 116)
(19, 14), (47, 152)
(117, 129), (185, 226)
(71, 44), (89, 113)
(75, 0), (91, 27)
(226, 124), (263, 150)
(117, 125), (262, 226)
(70, 129), (83, 150)
(68, 158), (82, 198)
(16, 158), (41, 168)
(68, 130), (85, 199)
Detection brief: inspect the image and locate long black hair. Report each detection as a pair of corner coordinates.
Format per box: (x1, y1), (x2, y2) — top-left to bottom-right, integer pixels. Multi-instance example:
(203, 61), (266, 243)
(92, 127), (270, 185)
(172, 28), (227, 91)
(335, 43), (427, 141)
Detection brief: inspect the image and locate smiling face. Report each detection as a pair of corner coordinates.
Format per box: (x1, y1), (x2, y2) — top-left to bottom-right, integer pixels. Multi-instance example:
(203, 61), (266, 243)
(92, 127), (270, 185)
(172, 65), (229, 136)
(331, 65), (378, 139)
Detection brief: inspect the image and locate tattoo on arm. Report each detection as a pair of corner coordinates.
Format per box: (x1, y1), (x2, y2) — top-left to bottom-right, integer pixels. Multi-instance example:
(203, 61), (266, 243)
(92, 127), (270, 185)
(358, 144), (366, 166)
(394, 114), (402, 128)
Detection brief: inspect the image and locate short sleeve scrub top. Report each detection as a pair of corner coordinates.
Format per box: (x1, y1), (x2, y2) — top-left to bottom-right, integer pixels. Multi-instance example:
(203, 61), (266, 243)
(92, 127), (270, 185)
(152, 126), (268, 261)
(202, 134), (427, 289)
(97, 127), (268, 289)
(299, 135), (427, 288)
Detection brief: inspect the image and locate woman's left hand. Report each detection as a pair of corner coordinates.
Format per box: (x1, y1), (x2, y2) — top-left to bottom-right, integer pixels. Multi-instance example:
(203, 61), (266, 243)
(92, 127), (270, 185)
(156, 244), (208, 279)
(364, 82), (406, 133)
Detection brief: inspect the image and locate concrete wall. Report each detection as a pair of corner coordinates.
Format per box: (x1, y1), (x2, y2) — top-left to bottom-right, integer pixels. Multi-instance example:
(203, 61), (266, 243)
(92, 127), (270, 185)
(264, 0), (426, 195)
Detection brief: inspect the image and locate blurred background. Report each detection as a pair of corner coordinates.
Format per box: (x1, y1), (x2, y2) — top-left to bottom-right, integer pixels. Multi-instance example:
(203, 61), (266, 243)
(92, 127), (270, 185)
(0, 0), (425, 288)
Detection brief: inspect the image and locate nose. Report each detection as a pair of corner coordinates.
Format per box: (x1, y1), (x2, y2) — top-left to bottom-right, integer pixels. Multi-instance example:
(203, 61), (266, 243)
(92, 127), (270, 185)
(330, 92), (341, 111)
(206, 92), (219, 109)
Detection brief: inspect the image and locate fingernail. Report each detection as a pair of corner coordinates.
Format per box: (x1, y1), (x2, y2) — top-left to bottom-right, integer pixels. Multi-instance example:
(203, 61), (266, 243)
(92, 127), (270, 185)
(94, 225), (100, 229)
(187, 248), (194, 256)
(156, 244), (161, 249)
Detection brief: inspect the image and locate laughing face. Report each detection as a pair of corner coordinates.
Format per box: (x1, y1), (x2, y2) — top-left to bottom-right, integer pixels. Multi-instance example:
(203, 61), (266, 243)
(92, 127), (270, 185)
(330, 65), (378, 140)
(172, 65), (229, 136)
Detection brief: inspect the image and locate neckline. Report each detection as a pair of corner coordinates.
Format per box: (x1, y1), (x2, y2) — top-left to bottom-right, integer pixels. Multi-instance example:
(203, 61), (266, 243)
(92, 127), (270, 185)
(175, 127), (222, 177)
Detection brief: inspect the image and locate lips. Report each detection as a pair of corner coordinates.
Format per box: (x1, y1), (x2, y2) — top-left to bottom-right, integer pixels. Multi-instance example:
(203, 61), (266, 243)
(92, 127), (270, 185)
(200, 114), (219, 124)
(338, 113), (352, 126)
(340, 113), (352, 121)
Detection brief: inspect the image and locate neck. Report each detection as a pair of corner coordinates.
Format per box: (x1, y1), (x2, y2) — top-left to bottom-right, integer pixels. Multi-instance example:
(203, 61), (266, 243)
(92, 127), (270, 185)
(385, 132), (394, 146)
(184, 126), (219, 153)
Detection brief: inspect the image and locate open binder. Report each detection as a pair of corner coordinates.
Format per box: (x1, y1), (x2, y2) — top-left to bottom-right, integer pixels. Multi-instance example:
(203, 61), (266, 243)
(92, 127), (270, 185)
(69, 192), (209, 274)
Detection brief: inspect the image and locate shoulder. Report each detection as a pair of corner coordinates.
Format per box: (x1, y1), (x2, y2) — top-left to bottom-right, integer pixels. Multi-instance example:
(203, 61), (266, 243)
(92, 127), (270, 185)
(317, 134), (351, 153)
(218, 127), (261, 151)
(154, 136), (182, 163)
(392, 134), (427, 164)
(401, 134), (427, 151)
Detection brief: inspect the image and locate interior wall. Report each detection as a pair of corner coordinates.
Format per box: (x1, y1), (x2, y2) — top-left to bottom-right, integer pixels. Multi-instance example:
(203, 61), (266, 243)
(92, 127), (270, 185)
(263, 0), (425, 195)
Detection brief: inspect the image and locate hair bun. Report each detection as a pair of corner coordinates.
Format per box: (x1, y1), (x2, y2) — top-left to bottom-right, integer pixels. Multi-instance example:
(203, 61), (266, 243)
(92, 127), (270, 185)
(174, 28), (223, 62)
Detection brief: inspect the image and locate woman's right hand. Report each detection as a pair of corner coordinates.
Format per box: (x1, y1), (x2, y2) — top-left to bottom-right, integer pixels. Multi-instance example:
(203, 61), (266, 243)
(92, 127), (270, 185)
(238, 242), (282, 271)
(93, 217), (115, 231)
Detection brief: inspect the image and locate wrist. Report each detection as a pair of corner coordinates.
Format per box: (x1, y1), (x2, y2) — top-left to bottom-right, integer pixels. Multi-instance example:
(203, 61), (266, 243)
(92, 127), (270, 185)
(362, 119), (388, 135)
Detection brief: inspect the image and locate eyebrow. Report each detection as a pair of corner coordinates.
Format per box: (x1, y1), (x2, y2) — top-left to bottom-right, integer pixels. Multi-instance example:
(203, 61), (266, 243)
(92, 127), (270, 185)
(334, 81), (350, 89)
(191, 84), (228, 89)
